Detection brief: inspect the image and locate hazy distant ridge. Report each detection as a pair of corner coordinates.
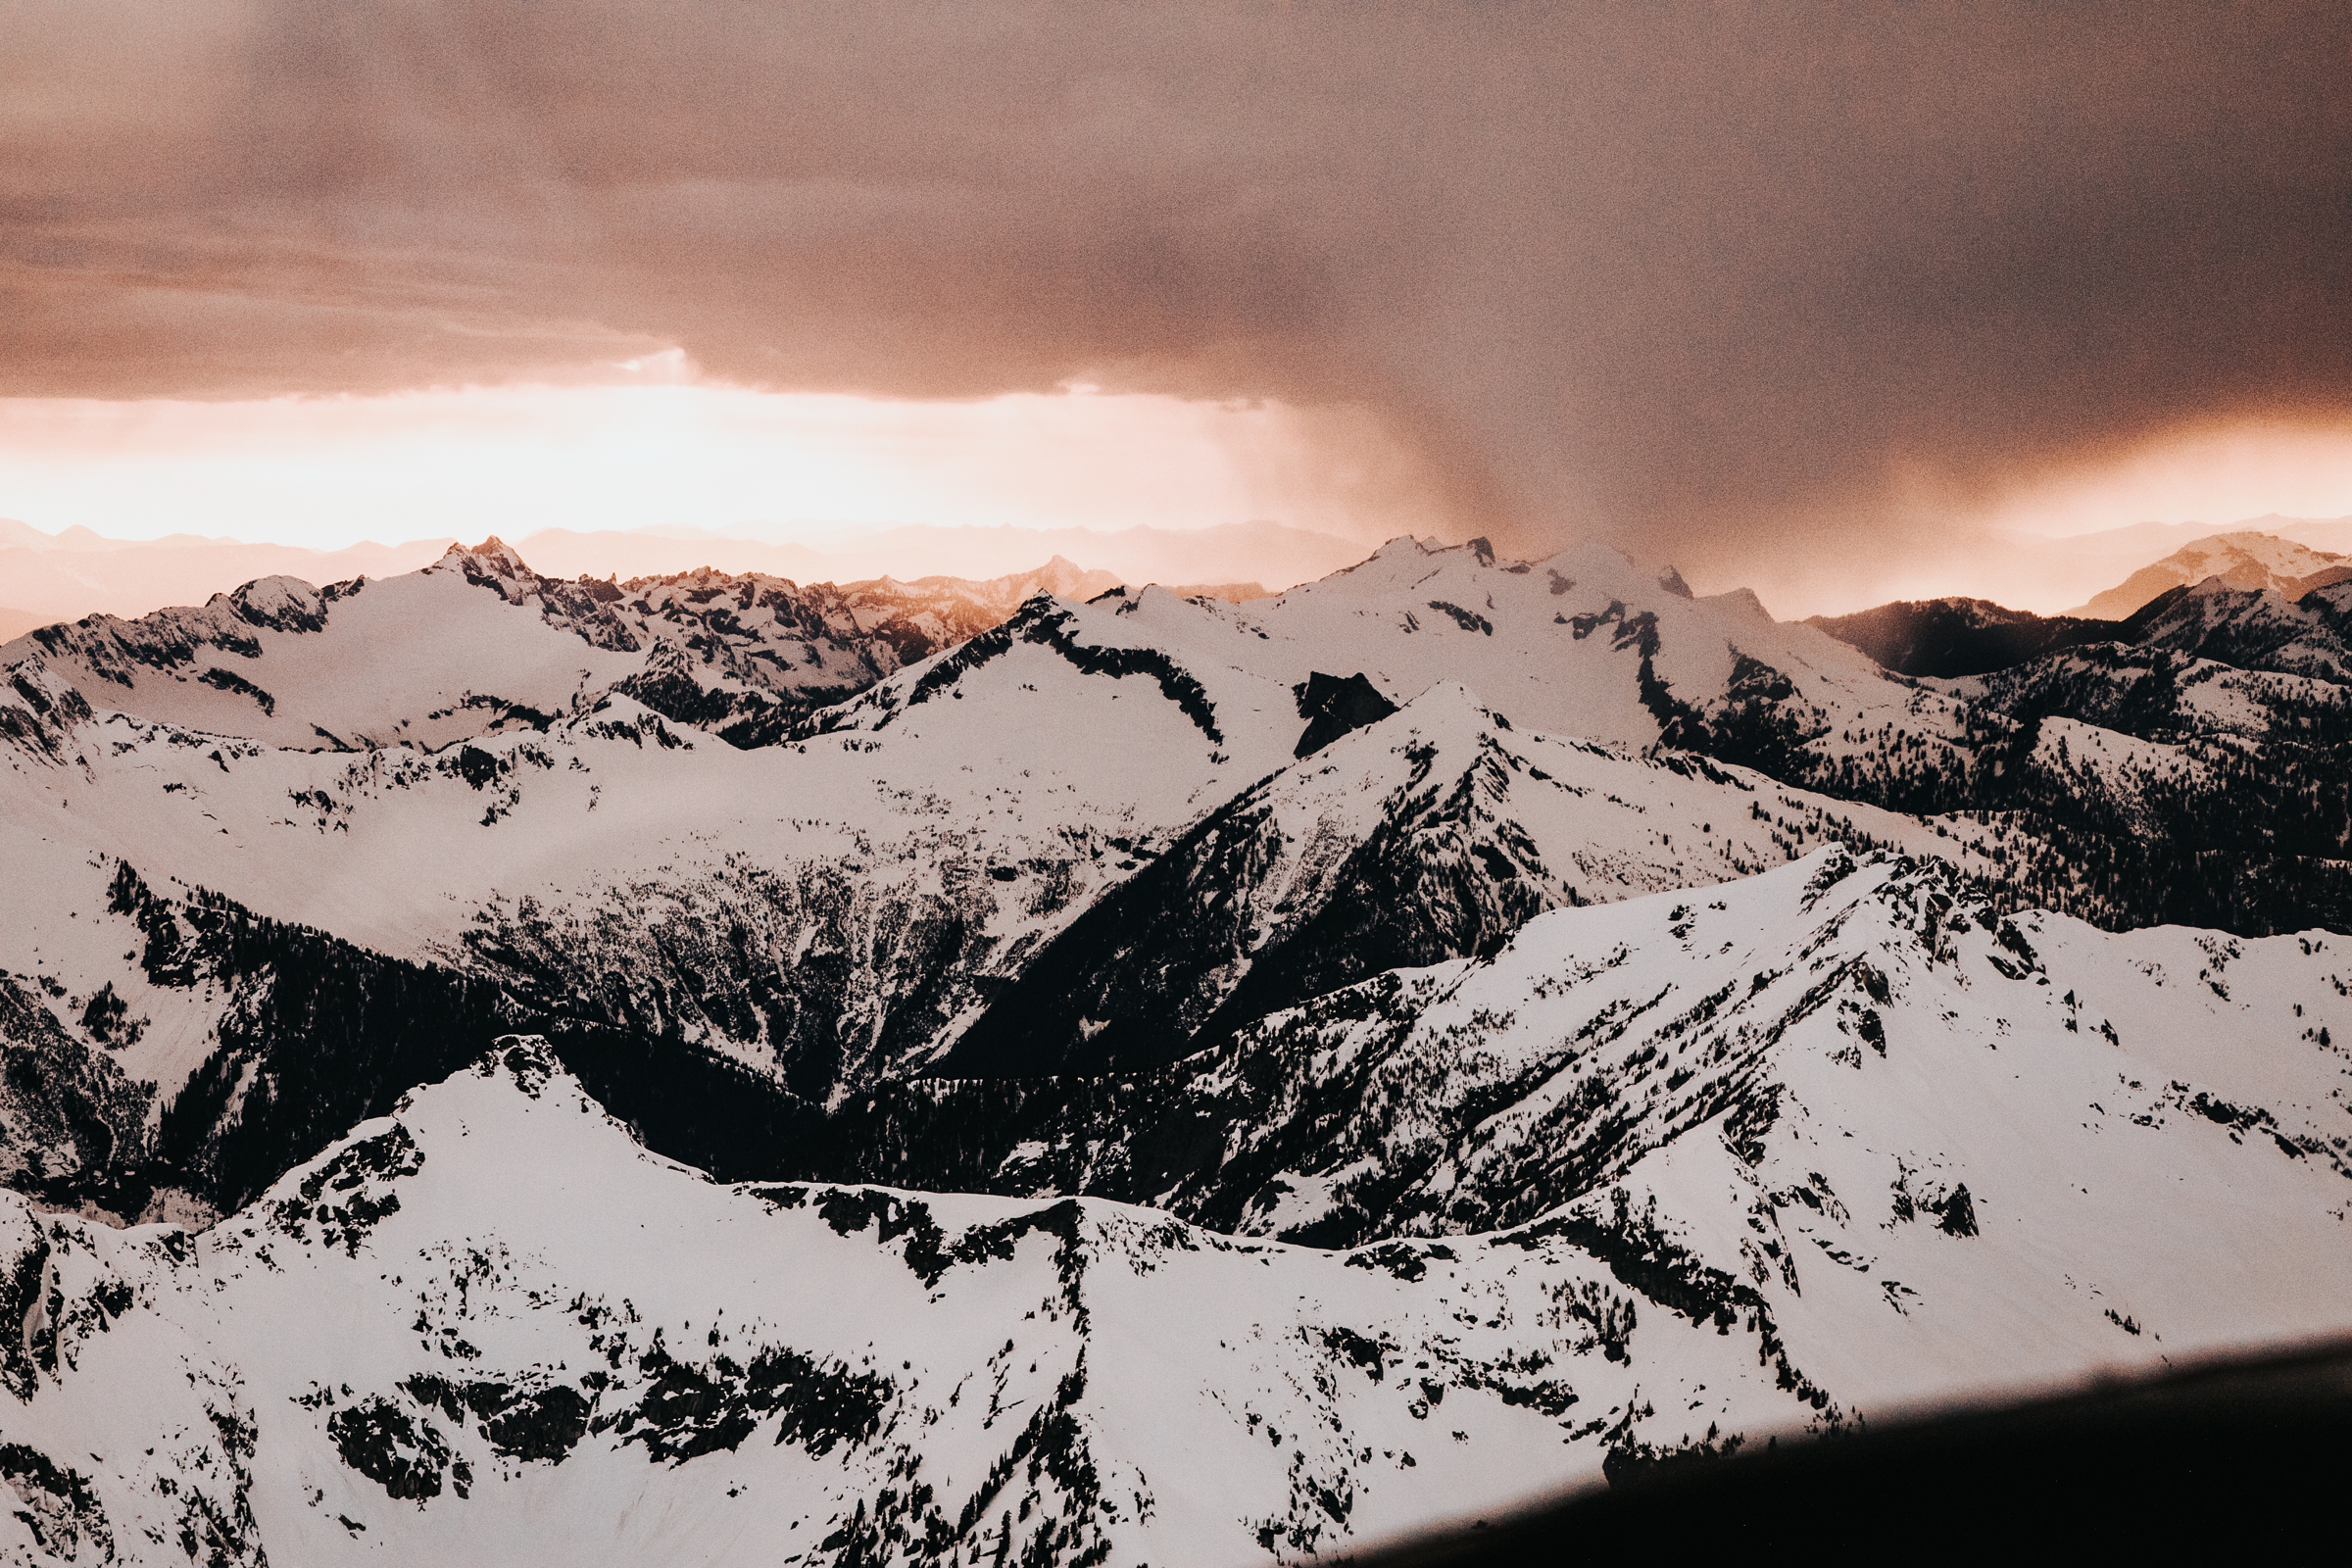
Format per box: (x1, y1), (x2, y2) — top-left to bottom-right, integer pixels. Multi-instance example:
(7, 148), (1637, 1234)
(0, 517), (1359, 627)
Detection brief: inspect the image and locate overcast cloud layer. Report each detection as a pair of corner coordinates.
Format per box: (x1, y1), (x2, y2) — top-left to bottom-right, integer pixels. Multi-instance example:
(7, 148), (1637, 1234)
(5, 1), (2348, 578)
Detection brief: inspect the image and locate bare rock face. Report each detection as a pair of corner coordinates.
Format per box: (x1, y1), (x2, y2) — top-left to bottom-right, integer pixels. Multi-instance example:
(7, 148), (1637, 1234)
(1294, 670), (1398, 758)
(0, 658), (93, 760)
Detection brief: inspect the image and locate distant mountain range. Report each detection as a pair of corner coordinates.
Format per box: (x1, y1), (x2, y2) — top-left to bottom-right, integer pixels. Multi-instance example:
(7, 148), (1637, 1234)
(0, 518), (456, 634)
(1, 526), (2346, 1563)
(2018, 512), (2352, 564)
(11, 510), (2351, 629)
(1815, 544), (2352, 681)
(2063, 529), (2352, 618)
(0, 516), (1353, 628)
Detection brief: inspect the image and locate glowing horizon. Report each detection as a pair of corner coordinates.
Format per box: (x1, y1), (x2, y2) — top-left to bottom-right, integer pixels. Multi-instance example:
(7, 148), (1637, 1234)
(0, 374), (1442, 558)
(6, 378), (2352, 621)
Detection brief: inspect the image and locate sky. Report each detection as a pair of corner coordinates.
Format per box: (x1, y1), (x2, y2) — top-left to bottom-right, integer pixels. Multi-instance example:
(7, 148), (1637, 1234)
(0, 372), (1429, 553)
(4, 1), (2350, 609)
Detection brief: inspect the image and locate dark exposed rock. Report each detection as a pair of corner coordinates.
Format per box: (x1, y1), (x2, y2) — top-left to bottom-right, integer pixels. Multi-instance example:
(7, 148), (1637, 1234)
(1426, 601), (1494, 636)
(601, 1339), (893, 1465)
(195, 666), (276, 714)
(269, 1123), (423, 1255)
(0, 661), (94, 759)
(403, 1375), (594, 1463)
(1293, 671), (1398, 759)
(0, 1442), (114, 1562)
(329, 1396), (469, 1500)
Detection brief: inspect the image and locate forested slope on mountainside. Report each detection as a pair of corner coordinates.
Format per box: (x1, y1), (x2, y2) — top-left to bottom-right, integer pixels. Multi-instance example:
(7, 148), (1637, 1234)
(0, 655), (2002, 1218)
(1806, 598), (2130, 679)
(1801, 569), (2352, 932)
(721, 849), (2352, 1244)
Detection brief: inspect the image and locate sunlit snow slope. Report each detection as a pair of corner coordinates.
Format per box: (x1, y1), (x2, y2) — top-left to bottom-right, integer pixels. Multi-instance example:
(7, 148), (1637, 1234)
(5, 1014), (2342, 1567)
(0, 1041), (1822, 1567)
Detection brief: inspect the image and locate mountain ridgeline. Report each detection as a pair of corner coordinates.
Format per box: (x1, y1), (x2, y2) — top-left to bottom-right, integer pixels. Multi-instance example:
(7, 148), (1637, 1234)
(1806, 597), (2136, 680)
(1, 530), (2348, 1564)
(5, 532), (2350, 1203)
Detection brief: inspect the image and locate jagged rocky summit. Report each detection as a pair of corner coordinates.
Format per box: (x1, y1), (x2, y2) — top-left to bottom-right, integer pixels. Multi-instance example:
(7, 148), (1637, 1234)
(7, 541), (1120, 753)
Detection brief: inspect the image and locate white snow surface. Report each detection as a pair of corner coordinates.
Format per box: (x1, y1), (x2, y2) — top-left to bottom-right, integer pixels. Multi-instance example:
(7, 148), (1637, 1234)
(1, 537), (2024, 1094)
(822, 536), (1950, 767)
(0, 534), (2347, 1564)
(0, 543), (1117, 755)
(1197, 851), (2352, 1379)
(7, 564), (639, 753)
(0, 1042), (1810, 1566)
(5, 850), (2347, 1566)
(0, 663), (2007, 1099)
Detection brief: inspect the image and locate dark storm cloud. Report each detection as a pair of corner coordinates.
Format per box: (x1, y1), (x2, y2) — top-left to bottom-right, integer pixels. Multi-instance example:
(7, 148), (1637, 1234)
(4, 1), (2348, 569)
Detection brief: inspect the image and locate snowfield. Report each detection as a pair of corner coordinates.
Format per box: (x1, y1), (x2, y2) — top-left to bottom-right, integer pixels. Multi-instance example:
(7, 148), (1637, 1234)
(5, 995), (2344, 1566)
(0, 1042), (1817, 1566)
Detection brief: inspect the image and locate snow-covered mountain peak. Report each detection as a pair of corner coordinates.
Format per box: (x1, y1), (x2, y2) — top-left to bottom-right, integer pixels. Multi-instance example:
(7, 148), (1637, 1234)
(5, 516), (2351, 1562)
(2199, 529), (2346, 574)
(832, 531), (1906, 772)
(1698, 584), (1774, 622)
(876, 841), (2352, 1425)
(1356, 533), (1450, 565)
(2183, 571), (2278, 601)
(2071, 530), (2352, 619)
(927, 680), (2022, 1079)
(797, 586), (1302, 785)
(0, 539), (1150, 763)
(0, 1033), (1857, 1564)
(219, 574), (330, 633)
(1227, 533), (1928, 763)
(1173, 837), (2352, 1246)
(7, 565), (644, 752)
(426, 534), (537, 585)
